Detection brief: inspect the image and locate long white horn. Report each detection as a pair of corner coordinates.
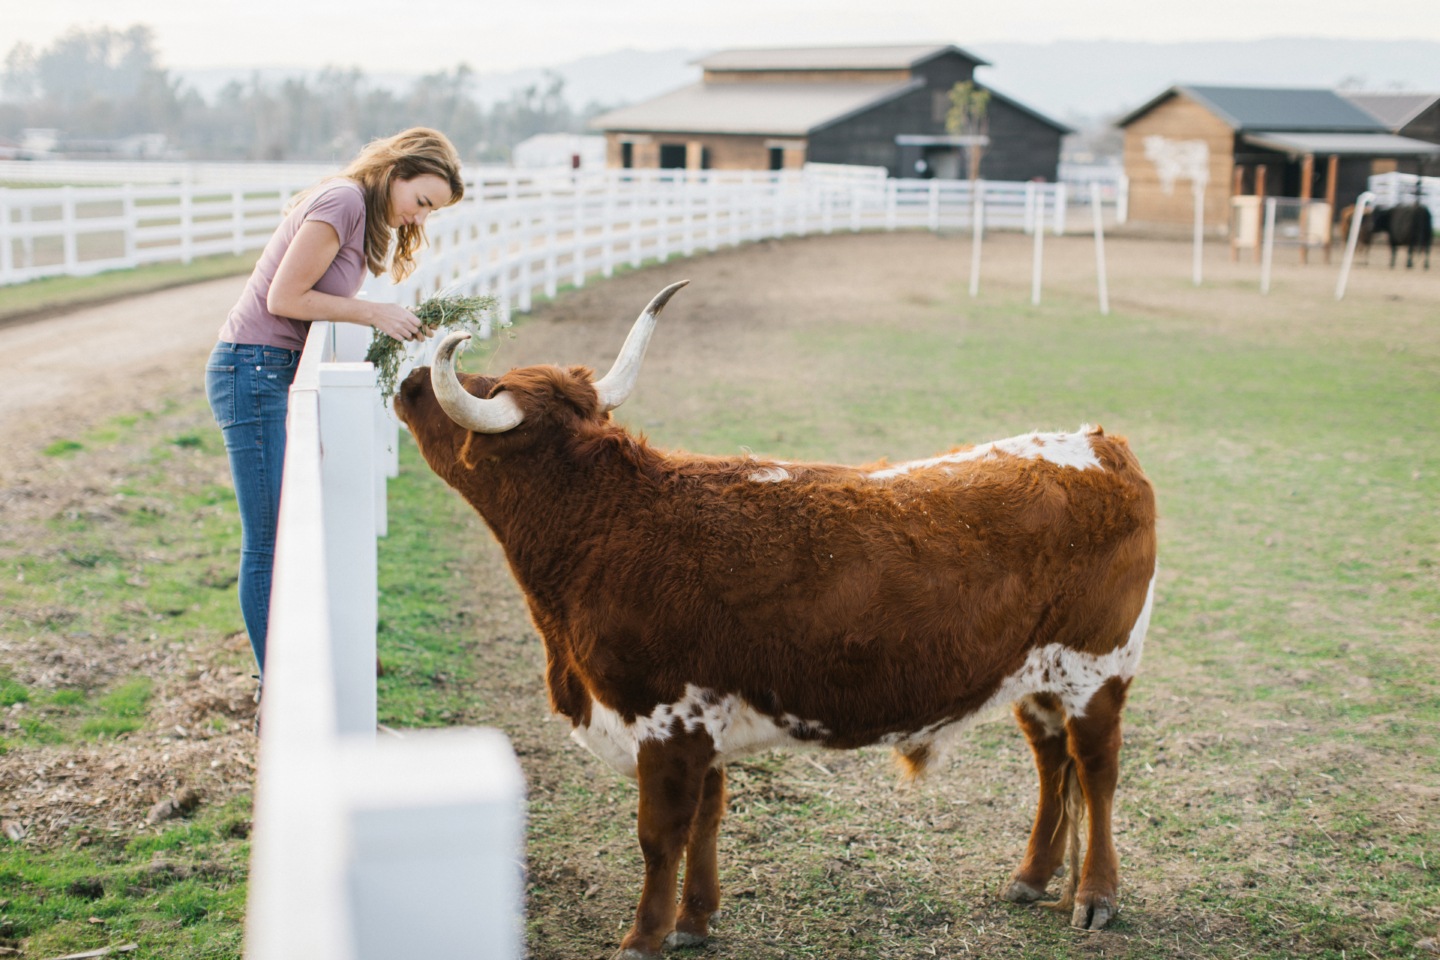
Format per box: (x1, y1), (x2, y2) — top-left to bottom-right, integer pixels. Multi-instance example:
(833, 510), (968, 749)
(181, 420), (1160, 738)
(430, 331), (525, 433)
(593, 280), (690, 412)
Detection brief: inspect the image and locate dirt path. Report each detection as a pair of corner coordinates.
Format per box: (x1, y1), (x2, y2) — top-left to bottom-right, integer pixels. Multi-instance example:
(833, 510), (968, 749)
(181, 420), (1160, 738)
(0, 275), (245, 482)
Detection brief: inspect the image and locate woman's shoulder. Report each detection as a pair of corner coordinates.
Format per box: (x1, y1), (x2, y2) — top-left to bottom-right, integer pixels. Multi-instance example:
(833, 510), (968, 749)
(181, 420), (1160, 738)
(301, 178), (366, 231)
(308, 177), (365, 208)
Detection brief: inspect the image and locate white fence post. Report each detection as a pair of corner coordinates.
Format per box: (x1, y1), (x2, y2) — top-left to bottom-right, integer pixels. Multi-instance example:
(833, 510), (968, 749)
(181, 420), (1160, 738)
(1260, 197), (1277, 295)
(0, 189), (11, 284)
(61, 186), (79, 274)
(318, 363), (379, 738)
(232, 186), (246, 255)
(123, 184), (138, 266)
(180, 181), (195, 264)
(1335, 190), (1376, 301)
(340, 730), (526, 960)
(1091, 182), (1110, 316)
(1031, 191), (1046, 306)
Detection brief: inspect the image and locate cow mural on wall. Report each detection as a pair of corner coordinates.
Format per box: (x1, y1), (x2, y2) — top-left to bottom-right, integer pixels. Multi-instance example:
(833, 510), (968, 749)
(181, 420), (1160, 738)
(393, 282), (1159, 959)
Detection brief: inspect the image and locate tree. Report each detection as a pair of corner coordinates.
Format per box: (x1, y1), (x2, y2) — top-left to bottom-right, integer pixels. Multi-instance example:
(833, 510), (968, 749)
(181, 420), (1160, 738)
(0, 24), (183, 141)
(945, 80), (991, 182)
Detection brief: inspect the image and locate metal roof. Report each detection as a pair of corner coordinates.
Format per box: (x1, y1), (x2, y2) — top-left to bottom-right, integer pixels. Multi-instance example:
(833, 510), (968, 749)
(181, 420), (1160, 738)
(1340, 92), (1440, 131)
(984, 84), (1074, 135)
(589, 80), (924, 137)
(696, 43), (989, 71)
(1242, 131), (1440, 157)
(1119, 84), (1387, 132)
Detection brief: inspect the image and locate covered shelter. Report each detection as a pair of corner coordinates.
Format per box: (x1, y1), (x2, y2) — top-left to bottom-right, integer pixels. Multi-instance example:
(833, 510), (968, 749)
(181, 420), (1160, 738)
(1117, 84), (1440, 249)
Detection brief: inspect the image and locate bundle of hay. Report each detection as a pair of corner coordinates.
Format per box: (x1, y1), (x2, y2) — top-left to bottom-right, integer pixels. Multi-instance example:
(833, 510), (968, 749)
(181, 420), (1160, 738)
(365, 293), (498, 400)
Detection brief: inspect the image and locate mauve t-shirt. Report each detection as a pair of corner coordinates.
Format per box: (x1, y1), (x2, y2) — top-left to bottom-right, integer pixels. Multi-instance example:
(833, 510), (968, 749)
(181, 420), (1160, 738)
(219, 179), (369, 350)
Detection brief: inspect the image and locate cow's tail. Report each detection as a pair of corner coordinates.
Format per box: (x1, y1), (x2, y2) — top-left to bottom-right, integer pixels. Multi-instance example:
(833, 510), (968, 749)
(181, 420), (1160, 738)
(1052, 761), (1085, 912)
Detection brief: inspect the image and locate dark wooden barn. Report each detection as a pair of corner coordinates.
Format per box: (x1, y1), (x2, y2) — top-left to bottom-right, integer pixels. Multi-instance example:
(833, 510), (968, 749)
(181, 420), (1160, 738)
(590, 44), (1070, 181)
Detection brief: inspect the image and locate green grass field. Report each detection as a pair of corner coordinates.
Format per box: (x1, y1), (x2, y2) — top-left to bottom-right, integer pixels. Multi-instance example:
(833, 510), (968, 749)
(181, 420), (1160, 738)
(1, 232), (1436, 958)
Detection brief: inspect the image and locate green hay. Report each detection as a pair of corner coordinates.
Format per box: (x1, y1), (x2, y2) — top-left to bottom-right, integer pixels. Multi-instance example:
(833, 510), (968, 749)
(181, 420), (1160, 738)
(365, 293), (498, 400)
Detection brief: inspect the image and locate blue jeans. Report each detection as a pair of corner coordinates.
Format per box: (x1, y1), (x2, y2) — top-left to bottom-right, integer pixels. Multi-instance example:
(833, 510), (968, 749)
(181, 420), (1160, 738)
(205, 341), (300, 673)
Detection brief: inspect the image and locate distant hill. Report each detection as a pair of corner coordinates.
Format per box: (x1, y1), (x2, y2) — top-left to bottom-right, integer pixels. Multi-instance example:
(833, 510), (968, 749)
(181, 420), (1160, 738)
(178, 38), (1440, 129)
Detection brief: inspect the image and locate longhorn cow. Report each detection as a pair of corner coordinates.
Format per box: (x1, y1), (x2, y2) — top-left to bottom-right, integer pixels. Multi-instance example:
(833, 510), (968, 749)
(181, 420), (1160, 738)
(393, 281), (1158, 959)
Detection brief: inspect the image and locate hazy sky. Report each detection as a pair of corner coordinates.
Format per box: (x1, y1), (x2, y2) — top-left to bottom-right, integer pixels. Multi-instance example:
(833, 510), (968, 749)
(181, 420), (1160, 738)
(10, 0), (1440, 73)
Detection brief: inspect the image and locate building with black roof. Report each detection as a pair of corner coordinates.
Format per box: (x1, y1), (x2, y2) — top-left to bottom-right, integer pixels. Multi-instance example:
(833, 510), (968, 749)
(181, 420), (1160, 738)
(590, 44), (1071, 181)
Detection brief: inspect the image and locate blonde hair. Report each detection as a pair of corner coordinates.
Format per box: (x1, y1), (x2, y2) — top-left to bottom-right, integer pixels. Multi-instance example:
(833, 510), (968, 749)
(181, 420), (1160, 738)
(339, 127), (465, 282)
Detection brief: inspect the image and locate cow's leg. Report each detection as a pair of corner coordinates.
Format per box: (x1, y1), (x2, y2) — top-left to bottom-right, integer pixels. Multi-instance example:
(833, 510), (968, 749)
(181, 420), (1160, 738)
(1065, 675), (1131, 930)
(669, 764), (727, 947)
(615, 734), (716, 960)
(1003, 693), (1071, 904)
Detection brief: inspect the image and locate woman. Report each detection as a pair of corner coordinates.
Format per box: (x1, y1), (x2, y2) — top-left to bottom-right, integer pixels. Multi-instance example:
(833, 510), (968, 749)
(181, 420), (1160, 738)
(206, 127), (464, 677)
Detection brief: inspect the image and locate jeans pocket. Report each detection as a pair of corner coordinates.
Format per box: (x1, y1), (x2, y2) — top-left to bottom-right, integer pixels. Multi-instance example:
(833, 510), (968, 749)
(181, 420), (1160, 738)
(206, 364), (238, 428)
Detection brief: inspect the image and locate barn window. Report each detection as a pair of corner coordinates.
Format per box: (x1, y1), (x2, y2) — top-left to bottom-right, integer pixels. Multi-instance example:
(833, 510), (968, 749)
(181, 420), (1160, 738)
(769, 146), (784, 171)
(701, 147), (712, 170)
(621, 142), (633, 169)
(659, 144), (687, 169)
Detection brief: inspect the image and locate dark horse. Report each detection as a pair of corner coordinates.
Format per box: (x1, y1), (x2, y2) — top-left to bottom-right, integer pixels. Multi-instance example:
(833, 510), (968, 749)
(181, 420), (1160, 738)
(1372, 203), (1433, 269)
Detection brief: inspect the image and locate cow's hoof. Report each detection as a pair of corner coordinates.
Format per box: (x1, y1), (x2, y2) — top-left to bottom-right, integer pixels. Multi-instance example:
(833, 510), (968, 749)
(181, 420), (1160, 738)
(1001, 879), (1049, 903)
(1071, 896), (1117, 930)
(664, 929), (707, 949)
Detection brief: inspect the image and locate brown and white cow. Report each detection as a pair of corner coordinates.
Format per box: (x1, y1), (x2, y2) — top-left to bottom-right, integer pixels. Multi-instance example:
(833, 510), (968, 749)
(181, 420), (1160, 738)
(393, 281), (1158, 959)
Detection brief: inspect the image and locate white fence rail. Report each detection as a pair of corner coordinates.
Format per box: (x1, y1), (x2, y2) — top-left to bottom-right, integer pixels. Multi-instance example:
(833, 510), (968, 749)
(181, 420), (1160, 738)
(0, 182), (302, 284)
(247, 320), (525, 960)
(369, 167), (1078, 321)
(2, 165), (1105, 288)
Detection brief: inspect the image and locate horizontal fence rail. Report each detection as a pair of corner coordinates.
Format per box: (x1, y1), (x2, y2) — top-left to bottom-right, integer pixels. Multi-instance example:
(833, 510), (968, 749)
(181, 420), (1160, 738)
(2, 163), (1115, 288)
(365, 167), (1084, 324)
(0, 182), (300, 284)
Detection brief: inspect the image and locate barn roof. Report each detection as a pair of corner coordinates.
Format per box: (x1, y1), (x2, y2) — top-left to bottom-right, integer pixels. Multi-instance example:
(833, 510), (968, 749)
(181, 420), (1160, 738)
(1118, 85), (1387, 132)
(1340, 92), (1440, 131)
(696, 43), (989, 72)
(1242, 131), (1440, 158)
(984, 84), (1074, 135)
(589, 80), (924, 137)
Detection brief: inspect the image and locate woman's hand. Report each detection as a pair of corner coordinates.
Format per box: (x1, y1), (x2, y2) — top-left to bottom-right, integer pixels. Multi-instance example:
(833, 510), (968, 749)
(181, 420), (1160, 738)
(368, 302), (423, 342)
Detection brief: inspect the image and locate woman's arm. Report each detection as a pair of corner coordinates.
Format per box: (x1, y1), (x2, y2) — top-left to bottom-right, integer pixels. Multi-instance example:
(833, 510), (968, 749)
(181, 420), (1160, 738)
(266, 220), (422, 341)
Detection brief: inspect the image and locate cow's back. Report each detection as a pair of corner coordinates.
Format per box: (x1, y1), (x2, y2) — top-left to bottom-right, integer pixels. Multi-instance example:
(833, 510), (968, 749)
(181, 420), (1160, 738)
(567, 426), (1156, 757)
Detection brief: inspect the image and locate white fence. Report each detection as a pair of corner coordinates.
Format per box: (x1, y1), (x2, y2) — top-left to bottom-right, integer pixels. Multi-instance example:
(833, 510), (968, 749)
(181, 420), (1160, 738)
(246, 320), (525, 960)
(1368, 170), (1440, 222)
(0, 182), (302, 284)
(372, 167), (1078, 322)
(1, 165), (1101, 288)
